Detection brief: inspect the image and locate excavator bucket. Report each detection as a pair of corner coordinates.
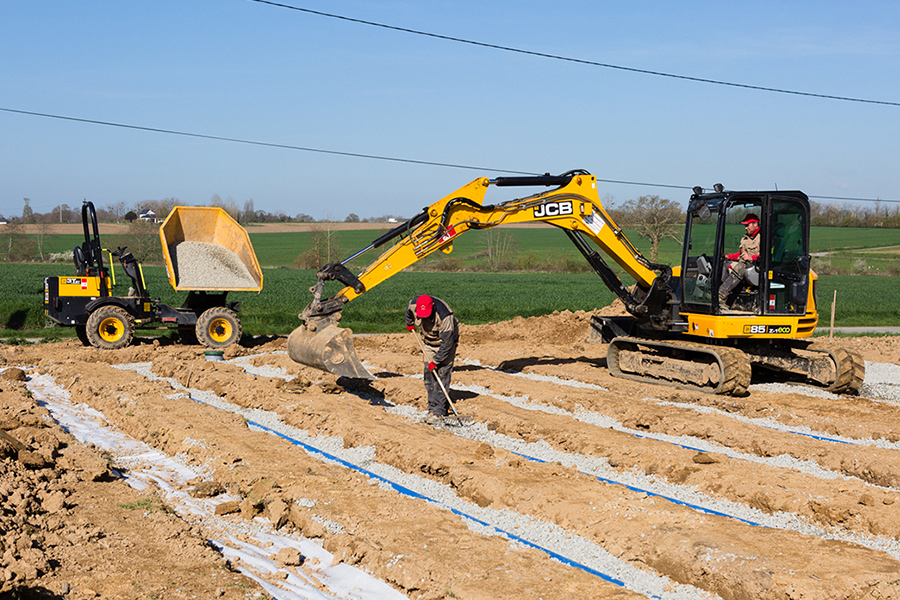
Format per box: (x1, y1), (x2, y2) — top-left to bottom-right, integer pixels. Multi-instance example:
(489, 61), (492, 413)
(287, 323), (374, 380)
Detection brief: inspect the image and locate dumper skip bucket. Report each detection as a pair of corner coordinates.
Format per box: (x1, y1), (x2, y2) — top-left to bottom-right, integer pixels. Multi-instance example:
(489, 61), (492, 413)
(159, 207), (263, 292)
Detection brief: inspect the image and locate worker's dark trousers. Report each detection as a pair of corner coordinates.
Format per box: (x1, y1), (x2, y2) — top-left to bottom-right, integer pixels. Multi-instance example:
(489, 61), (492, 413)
(719, 261), (750, 300)
(424, 358), (455, 416)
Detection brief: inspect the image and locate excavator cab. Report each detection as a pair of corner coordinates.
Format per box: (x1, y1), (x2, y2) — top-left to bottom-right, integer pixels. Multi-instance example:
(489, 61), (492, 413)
(681, 189), (811, 317)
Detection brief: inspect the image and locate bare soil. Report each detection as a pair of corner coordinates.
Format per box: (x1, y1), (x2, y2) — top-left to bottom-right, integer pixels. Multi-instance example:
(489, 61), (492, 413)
(2, 311), (900, 599)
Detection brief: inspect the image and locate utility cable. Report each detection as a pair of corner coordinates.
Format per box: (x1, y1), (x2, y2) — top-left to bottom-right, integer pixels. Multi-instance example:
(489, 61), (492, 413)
(0, 107), (532, 176)
(248, 0), (900, 108)
(1, 106), (896, 204)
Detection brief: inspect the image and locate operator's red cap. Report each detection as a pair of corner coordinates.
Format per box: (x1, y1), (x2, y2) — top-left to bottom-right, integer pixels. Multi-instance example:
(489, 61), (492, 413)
(415, 295), (434, 318)
(740, 213), (759, 224)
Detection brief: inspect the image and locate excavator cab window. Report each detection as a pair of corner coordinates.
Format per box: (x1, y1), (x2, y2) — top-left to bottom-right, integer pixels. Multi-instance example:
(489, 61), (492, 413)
(718, 201), (764, 313)
(681, 201), (718, 307)
(765, 198), (810, 314)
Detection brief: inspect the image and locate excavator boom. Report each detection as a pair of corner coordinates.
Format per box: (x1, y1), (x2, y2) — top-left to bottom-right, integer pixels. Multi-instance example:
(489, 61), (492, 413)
(288, 170), (670, 379)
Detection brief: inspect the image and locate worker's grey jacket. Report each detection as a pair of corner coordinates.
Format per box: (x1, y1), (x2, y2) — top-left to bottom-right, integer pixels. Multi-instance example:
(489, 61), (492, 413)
(405, 296), (459, 365)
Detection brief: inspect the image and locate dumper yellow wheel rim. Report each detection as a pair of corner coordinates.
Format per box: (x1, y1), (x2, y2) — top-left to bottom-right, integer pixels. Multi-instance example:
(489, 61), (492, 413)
(207, 318), (233, 343)
(196, 307), (241, 349)
(99, 317), (126, 342)
(86, 305), (135, 350)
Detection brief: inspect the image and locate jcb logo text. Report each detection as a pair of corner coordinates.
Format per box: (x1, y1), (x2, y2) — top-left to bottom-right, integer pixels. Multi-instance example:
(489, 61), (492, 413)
(533, 201), (573, 218)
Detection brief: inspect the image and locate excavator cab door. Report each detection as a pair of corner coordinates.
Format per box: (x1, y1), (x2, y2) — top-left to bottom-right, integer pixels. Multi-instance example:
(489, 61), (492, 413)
(681, 199), (719, 308)
(764, 196), (811, 314)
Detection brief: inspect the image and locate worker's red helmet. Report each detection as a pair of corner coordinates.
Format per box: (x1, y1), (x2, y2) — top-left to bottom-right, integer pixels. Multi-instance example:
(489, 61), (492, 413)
(740, 213), (760, 225)
(415, 295), (434, 318)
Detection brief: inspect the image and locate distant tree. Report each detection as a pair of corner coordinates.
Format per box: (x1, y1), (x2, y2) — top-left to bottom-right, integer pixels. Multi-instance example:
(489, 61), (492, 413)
(124, 210), (138, 222)
(294, 223), (342, 268)
(1, 220), (35, 261)
(295, 213), (314, 223)
(51, 203), (72, 223)
(107, 200), (128, 223)
(345, 213), (360, 223)
(243, 198), (256, 222)
(22, 198), (34, 224)
(209, 194), (240, 221)
(479, 229), (517, 270)
(618, 195), (683, 262)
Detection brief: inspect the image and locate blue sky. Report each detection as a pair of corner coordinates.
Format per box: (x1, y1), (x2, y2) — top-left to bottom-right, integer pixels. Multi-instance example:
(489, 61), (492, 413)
(2, 1), (899, 221)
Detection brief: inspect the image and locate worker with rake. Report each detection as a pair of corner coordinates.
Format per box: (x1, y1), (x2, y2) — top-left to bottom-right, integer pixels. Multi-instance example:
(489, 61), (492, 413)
(406, 294), (459, 425)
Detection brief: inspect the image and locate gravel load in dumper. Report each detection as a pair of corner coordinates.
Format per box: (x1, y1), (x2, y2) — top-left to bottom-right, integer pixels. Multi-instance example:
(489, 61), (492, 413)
(160, 207), (263, 293)
(167, 241), (258, 289)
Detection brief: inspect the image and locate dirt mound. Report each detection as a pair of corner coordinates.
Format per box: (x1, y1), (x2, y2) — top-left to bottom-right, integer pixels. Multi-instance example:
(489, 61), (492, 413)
(0, 366), (263, 599)
(3, 329), (900, 599)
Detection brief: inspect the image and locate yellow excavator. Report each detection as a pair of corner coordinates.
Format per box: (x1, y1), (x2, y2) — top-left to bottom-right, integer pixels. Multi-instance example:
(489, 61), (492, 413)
(287, 170), (864, 395)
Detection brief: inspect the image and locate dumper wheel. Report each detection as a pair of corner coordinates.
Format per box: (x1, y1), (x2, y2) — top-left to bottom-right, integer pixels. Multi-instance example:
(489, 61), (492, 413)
(86, 306), (135, 350)
(197, 307), (241, 349)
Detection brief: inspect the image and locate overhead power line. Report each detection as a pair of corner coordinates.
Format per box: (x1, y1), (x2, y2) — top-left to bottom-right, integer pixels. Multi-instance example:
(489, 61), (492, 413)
(1, 106), (896, 204)
(248, 0), (900, 108)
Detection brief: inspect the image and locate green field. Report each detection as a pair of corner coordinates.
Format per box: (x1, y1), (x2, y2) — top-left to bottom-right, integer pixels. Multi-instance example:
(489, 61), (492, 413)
(2, 261), (898, 340)
(3, 223), (898, 340)
(26, 224), (900, 272)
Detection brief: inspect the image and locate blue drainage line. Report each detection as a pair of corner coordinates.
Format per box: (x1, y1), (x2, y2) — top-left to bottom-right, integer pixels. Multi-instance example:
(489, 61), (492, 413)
(761, 425), (853, 445)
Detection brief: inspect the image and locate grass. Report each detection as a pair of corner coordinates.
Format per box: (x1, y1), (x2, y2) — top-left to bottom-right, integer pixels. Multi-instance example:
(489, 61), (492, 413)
(2, 261), (899, 340)
(3, 223), (898, 339)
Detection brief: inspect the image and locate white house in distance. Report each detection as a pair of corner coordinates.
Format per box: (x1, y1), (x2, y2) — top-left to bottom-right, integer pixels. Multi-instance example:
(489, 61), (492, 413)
(138, 209), (157, 223)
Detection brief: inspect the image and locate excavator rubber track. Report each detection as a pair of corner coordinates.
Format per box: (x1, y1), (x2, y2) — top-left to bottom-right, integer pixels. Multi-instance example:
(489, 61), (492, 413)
(804, 343), (866, 394)
(607, 337), (752, 396)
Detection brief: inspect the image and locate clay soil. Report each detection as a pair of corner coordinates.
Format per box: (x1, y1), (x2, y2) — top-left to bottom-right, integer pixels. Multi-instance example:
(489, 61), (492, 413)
(2, 311), (900, 600)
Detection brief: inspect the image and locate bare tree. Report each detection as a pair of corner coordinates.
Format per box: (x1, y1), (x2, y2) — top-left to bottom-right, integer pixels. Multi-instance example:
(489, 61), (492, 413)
(480, 228), (517, 270)
(294, 222), (343, 268)
(243, 198), (256, 223)
(619, 195), (683, 262)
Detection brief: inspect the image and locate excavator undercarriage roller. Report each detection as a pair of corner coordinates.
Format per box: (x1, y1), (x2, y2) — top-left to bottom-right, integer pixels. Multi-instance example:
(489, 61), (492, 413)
(608, 337), (752, 396)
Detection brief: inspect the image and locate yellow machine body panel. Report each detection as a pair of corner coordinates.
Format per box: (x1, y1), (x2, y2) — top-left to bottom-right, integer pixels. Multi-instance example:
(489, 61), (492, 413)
(159, 206), (263, 292)
(55, 276), (105, 297)
(673, 267), (819, 340)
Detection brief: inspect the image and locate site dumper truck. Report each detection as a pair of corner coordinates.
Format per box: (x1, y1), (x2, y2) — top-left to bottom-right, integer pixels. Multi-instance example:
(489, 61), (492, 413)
(44, 202), (263, 349)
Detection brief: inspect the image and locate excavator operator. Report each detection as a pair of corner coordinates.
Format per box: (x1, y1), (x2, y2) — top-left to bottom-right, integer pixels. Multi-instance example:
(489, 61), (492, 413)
(718, 213), (760, 307)
(406, 295), (459, 424)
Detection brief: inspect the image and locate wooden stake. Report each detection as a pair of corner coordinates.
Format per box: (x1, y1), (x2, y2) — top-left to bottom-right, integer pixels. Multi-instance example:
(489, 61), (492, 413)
(830, 290), (837, 341)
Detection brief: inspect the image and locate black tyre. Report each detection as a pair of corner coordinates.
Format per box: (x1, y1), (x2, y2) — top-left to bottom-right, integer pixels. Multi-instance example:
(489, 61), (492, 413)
(74, 325), (90, 346)
(86, 305), (135, 350)
(196, 307), (241, 349)
(177, 325), (198, 345)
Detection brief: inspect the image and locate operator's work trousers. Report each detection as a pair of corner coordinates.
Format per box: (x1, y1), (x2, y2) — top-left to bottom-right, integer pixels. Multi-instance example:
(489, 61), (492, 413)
(423, 358), (455, 417)
(719, 260), (750, 301)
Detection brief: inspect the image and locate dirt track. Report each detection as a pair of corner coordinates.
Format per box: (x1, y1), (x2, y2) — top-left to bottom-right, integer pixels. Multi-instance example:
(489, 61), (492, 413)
(3, 311), (900, 599)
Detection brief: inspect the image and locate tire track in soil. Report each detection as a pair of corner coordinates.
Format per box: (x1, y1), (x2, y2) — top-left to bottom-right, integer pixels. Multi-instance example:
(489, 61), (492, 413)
(101, 348), (900, 599)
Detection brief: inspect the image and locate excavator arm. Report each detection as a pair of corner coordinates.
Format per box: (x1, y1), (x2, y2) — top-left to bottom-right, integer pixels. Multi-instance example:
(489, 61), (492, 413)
(289, 170), (673, 379)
